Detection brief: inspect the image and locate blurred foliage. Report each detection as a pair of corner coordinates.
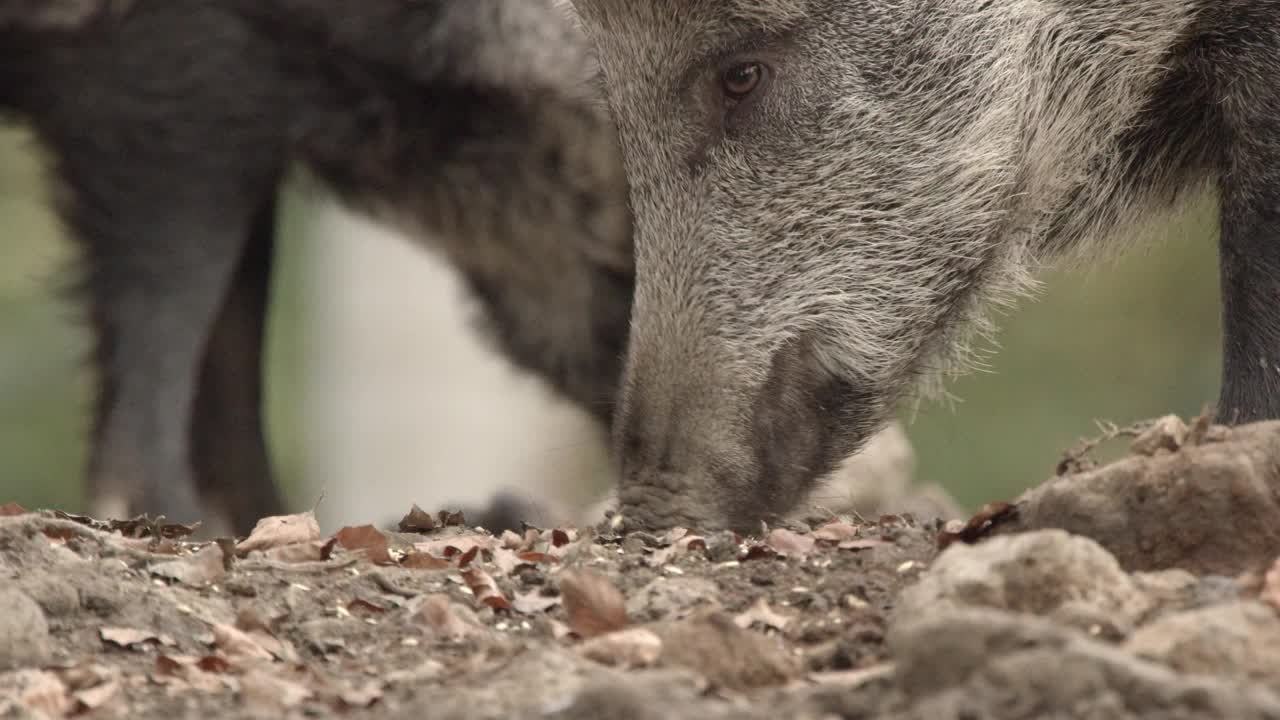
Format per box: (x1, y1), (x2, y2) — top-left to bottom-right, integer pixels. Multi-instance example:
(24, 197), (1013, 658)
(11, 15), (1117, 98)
(0, 124), (1221, 514)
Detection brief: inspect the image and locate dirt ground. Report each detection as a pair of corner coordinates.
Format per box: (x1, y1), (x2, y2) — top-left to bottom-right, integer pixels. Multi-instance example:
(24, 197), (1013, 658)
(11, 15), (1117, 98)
(5, 414), (1280, 719)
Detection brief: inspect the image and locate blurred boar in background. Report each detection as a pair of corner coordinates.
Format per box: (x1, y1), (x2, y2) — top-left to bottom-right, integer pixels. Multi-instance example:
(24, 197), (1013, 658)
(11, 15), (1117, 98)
(0, 0), (633, 535)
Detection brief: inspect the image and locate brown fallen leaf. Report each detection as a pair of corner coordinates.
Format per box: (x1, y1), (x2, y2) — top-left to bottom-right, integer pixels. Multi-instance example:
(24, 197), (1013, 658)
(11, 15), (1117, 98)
(334, 525), (394, 565)
(15, 670), (70, 717)
(650, 534), (709, 566)
(236, 512), (321, 555)
(212, 623), (274, 662)
(234, 609), (299, 663)
(812, 522), (861, 543)
(457, 544), (480, 568)
(401, 552), (451, 570)
(261, 537), (338, 564)
(240, 668), (312, 713)
(838, 538), (889, 552)
(550, 528), (575, 547)
(72, 679), (121, 713)
(0, 501), (29, 517)
(462, 567), (512, 610)
(347, 598), (390, 616)
(414, 533), (498, 558)
(101, 627), (174, 650)
(513, 590), (561, 615)
(439, 509), (467, 527)
(412, 594), (480, 641)
(733, 597), (792, 632)
(559, 569), (627, 639)
(398, 504), (437, 534)
(935, 501), (1018, 550)
(149, 543), (227, 586)
(767, 528), (816, 559)
(579, 627), (663, 669)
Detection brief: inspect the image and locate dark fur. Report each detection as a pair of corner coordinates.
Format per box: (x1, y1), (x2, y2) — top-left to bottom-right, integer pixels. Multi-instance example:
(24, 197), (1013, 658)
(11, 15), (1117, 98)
(0, 0), (633, 534)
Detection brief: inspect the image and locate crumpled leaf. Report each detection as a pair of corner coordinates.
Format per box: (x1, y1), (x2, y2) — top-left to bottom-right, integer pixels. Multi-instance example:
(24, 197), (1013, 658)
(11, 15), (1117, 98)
(649, 534), (709, 567)
(72, 679), (121, 712)
(334, 525), (394, 565)
(578, 627), (663, 669)
(812, 522), (860, 543)
(559, 569), (627, 639)
(936, 501), (1018, 549)
(261, 537), (338, 564)
(212, 623), (274, 662)
(397, 504), (437, 534)
(101, 627), (175, 650)
(733, 597), (792, 632)
(149, 543), (228, 585)
(411, 594), (481, 641)
(461, 567), (511, 610)
(767, 528), (816, 559)
(240, 667), (312, 713)
(236, 512), (321, 555)
(15, 670), (69, 717)
(0, 501), (29, 517)
(414, 534), (497, 560)
(153, 655), (231, 692)
(839, 538), (889, 551)
(401, 552), (451, 570)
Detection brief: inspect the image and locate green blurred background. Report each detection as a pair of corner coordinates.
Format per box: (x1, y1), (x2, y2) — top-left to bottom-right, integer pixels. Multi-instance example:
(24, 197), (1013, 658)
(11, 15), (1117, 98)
(0, 122), (1222, 515)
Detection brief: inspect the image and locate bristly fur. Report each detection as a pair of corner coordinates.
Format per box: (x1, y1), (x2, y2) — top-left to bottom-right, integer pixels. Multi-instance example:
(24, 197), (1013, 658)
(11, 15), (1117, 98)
(0, 0), (633, 534)
(571, 0), (1280, 531)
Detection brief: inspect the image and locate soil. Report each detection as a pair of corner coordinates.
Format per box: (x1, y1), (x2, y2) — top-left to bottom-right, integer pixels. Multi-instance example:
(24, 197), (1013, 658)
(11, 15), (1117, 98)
(4, 414), (1280, 719)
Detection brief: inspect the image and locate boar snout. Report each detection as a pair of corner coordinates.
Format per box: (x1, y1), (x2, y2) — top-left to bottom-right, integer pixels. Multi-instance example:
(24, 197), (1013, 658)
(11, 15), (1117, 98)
(615, 336), (874, 533)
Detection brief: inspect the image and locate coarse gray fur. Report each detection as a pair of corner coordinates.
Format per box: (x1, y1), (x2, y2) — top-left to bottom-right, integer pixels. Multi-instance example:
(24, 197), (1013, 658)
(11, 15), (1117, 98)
(0, 0), (632, 535)
(570, 0), (1280, 531)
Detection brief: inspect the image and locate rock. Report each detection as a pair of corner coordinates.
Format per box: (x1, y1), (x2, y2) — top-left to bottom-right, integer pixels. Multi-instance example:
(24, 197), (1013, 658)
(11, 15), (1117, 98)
(0, 589), (51, 671)
(894, 530), (1152, 635)
(1004, 421), (1280, 575)
(890, 608), (1280, 719)
(1126, 601), (1280, 684)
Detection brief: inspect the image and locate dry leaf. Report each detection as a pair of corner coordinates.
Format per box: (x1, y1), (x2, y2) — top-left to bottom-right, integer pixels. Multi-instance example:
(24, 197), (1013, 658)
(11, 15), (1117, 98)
(101, 627), (172, 650)
(150, 543), (227, 585)
(550, 528), (574, 547)
(767, 528), (816, 559)
(240, 668), (312, 713)
(72, 679), (121, 712)
(462, 567), (512, 610)
(439, 510), (467, 527)
(839, 538), (889, 551)
(401, 552), (451, 570)
(650, 534), (709, 566)
(414, 534), (498, 559)
(936, 501), (1018, 550)
(559, 569), (627, 639)
(262, 538), (337, 564)
(398, 505), (437, 534)
(15, 670), (70, 718)
(661, 610), (801, 691)
(212, 623), (274, 662)
(236, 512), (321, 555)
(579, 627), (663, 669)
(733, 597), (792, 632)
(412, 594), (480, 641)
(457, 545), (480, 568)
(347, 598), (390, 616)
(234, 609), (299, 663)
(812, 522), (860, 543)
(334, 525), (394, 565)
(0, 502), (29, 517)
(1130, 414), (1189, 456)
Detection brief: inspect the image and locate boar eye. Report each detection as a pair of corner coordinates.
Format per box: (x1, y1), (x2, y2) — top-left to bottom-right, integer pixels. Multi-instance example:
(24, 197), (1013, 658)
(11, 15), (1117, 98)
(721, 62), (767, 100)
